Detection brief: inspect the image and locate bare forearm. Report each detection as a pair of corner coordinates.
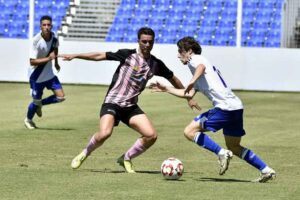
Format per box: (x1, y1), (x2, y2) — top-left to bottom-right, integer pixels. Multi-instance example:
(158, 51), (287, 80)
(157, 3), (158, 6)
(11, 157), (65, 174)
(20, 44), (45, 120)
(30, 57), (52, 66)
(166, 87), (195, 99)
(74, 52), (106, 61)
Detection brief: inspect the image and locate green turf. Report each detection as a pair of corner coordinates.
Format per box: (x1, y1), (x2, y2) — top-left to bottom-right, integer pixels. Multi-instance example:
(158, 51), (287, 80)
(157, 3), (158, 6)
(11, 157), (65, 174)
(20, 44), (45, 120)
(0, 82), (300, 200)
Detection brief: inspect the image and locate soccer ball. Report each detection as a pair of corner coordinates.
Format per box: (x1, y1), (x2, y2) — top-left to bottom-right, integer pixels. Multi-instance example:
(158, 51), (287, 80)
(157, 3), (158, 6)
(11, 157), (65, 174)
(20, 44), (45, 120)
(161, 157), (184, 180)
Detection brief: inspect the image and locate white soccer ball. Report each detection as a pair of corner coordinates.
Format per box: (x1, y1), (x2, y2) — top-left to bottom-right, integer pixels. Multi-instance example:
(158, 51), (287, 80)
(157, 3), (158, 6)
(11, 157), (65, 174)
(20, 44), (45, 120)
(161, 157), (184, 180)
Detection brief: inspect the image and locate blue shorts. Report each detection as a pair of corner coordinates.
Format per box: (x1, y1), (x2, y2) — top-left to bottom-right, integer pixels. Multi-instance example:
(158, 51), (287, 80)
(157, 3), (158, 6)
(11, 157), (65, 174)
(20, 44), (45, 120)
(194, 108), (246, 137)
(30, 76), (62, 99)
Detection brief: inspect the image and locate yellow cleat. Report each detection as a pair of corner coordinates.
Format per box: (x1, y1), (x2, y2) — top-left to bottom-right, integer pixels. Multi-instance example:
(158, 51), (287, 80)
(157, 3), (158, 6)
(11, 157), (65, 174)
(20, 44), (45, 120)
(117, 155), (136, 173)
(71, 151), (87, 169)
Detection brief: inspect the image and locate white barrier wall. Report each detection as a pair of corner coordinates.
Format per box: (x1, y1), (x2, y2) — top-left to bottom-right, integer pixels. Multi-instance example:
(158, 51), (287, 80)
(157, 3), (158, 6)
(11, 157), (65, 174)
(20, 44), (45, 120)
(0, 38), (300, 91)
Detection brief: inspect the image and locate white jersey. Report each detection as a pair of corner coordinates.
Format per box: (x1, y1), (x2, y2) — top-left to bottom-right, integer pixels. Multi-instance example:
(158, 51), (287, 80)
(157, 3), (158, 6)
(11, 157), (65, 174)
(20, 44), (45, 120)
(188, 54), (243, 111)
(28, 32), (59, 83)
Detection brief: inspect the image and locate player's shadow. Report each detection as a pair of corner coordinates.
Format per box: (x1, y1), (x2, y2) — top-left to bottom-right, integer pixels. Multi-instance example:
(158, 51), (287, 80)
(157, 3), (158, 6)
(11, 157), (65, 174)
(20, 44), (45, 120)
(197, 177), (251, 183)
(36, 127), (74, 131)
(88, 169), (161, 174)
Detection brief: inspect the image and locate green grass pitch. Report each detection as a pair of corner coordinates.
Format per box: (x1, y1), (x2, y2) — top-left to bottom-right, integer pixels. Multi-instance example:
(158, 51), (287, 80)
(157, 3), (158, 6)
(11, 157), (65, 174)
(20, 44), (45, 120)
(0, 82), (300, 200)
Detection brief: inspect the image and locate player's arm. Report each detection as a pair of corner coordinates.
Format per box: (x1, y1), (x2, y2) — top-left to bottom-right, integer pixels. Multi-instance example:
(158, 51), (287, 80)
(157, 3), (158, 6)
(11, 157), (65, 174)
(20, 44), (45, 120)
(59, 52), (106, 61)
(30, 51), (56, 67)
(150, 82), (196, 99)
(185, 64), (205, 94)
(54, 47), (60, 71)
(168, 75), (201, 110)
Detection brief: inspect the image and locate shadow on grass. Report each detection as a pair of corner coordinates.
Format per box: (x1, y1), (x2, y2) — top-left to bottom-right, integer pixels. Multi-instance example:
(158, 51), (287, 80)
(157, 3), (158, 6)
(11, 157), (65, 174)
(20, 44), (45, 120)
(197, 177), (251, 183)
(88, 169), (162, 174)
(36, 127), (74, 131)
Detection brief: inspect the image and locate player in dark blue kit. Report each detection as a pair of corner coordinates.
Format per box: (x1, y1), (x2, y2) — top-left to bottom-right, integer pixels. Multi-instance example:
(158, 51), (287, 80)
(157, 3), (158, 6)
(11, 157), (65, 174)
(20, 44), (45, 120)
(151, 37), (276, 182)
(24, 16), (65, 129)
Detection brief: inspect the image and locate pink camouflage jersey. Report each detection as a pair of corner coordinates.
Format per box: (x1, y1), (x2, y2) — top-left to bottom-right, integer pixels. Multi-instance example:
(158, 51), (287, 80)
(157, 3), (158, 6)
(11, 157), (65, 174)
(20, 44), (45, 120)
(105, 49), (174, 107)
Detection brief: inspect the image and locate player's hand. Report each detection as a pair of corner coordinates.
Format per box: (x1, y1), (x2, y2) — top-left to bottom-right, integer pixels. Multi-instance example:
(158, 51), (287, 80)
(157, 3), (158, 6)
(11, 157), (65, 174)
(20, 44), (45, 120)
(48, 51), (56, 60)
(184, 82), (194, 95)
(58, 54), (76, 61)
(149, 82), (167, 92)
(187, 99), (201, 111)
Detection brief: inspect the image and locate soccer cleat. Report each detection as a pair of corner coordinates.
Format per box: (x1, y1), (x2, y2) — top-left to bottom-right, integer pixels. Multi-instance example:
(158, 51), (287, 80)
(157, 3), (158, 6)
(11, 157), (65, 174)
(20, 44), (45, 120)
(24, 118), (37, 129)
(253, 169), (276, 183)
(71, 151), (87, 169)
(218, 150), (233, 175)
(117, 154), (136, 173)
(36, 106), (42, 117)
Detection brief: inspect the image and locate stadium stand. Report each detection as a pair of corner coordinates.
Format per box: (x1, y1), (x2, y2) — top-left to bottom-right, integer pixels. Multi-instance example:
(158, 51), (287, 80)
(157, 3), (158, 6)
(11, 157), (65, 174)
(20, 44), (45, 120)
(63, 0), (120, 41)
(241, 0), (284, 47)
(0, 0), (289, 48)
(0, 0), (69, 38)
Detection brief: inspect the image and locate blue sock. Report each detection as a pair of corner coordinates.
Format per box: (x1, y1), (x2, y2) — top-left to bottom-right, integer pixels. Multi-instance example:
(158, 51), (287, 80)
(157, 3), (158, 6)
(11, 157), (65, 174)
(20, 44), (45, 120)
(241, 148), (267, 170)
(27, 102), (38, 120)
(42, 95), (60, 105)
(194, 132), (222, 155)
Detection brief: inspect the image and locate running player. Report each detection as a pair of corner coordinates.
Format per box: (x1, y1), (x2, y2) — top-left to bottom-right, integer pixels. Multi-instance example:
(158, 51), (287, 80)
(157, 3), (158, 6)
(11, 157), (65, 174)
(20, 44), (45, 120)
(24, 15), (65, 129)
(59, 27), (200, 173)
(150, 36), (276, 183)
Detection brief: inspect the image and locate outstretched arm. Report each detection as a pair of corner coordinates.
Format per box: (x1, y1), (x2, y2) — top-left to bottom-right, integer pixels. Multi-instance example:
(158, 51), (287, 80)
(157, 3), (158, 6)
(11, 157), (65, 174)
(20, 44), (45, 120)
(58, 52), (106, 61)
(150, 82), (197, 99)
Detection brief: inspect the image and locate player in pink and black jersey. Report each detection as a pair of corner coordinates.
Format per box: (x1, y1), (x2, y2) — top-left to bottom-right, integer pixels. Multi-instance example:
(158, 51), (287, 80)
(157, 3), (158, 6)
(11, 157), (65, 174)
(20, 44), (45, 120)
(59, 27), (200, 172)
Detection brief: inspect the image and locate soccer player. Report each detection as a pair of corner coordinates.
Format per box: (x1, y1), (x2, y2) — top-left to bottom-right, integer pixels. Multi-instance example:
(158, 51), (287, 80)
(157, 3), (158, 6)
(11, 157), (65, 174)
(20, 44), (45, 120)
(150, 36), (276, 183)
(59, 27), (200, 173)
(24, 15), (65, 129)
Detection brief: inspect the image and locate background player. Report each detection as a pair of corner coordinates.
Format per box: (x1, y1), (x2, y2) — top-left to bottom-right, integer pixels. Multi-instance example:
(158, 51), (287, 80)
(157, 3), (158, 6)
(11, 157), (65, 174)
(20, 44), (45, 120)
(150, 36), (276, 183)
(24, 15), (65, 129)
(59, 27), (200, 173)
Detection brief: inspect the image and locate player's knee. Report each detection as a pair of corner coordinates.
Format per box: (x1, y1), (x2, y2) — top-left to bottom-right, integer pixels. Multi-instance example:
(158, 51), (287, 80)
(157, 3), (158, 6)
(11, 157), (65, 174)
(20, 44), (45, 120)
(183, 126), (194, 141)
(33, 99), (42, 106)
(97, 129), (112, 141)
(147, 131), (158, 141)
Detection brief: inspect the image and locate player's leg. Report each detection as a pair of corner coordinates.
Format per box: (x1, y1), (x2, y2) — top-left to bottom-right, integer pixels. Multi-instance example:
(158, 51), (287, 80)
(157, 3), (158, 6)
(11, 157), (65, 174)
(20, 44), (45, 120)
(127, 113), (157, 157)
(71, 114), (115, 169)
(224, 135), (276, 182)
(41, 77), (65, 106)
(184, 118), (233, 175)
(117, 113), (157, 173)
(24, 81), (44, 129)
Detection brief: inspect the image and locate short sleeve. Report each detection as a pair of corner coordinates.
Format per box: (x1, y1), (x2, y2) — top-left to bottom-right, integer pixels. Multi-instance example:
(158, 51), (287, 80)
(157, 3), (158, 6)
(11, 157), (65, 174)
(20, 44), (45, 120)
(154, 59), (174, 80)
(106, 49), (135, 62)
(30, 42), (38, 59)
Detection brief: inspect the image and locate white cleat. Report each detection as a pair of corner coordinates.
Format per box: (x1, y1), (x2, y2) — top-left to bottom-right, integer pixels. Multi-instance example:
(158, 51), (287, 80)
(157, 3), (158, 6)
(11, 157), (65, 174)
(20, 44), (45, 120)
(24, 118), (37, 129)
(218, 150), (233, 175)
(253, 168), (276, 183)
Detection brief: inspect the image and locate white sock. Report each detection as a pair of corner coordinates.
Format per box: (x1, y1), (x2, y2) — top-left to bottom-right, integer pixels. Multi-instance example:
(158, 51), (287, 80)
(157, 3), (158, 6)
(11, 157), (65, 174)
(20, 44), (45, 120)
(261, 166), (272, 173)
(217, 148), (226, 156)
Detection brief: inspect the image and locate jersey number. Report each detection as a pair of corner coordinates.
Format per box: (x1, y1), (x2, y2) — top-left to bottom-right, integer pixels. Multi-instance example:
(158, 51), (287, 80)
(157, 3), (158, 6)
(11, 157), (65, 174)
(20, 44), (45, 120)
(213, 66), (227, 88)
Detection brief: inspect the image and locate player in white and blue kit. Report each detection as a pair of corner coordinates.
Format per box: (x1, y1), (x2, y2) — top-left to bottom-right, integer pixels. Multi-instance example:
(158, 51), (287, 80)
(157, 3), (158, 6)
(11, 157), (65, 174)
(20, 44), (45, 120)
(150, 37), (276, 183)
(24, 16), (65, 129)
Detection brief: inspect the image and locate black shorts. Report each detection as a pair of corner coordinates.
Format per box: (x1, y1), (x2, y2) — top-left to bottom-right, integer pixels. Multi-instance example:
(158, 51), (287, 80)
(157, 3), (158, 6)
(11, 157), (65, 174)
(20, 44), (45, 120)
(100, 103), (145, 126)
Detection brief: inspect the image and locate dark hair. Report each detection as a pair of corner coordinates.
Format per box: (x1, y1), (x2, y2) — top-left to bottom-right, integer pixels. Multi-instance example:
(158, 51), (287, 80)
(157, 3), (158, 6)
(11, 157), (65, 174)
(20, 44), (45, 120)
(40, 15), (52, 24)
(177, 36), (202, 55)
(137, 27), (155, 39)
